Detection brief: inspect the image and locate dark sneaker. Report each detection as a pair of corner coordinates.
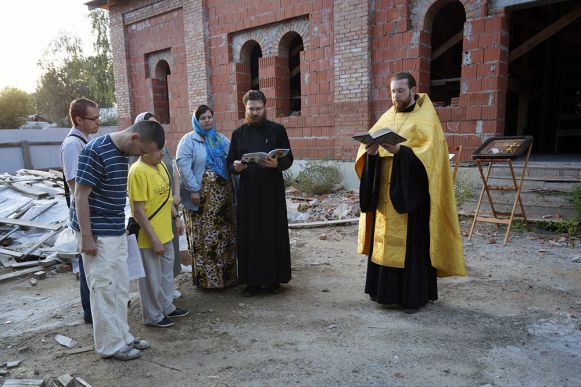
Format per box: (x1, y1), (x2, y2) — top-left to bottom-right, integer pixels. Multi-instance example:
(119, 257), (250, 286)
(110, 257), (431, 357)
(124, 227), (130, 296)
(167, 308), (189, 318)
(148, 317), (175, 328)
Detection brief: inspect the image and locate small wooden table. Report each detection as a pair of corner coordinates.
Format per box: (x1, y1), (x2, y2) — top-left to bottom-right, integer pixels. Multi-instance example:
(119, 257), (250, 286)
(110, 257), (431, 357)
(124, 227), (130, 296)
(468, 136), (534, 245)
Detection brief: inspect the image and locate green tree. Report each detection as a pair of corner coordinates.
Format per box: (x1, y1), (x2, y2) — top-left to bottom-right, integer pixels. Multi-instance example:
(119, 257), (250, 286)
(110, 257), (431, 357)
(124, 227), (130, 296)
(0, 87), (34, 128)
(34, 9), (115, 125)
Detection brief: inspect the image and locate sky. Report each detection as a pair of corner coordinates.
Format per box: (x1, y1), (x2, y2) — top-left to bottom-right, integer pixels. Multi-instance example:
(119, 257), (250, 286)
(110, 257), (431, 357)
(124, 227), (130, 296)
(0, 1), (96, 93)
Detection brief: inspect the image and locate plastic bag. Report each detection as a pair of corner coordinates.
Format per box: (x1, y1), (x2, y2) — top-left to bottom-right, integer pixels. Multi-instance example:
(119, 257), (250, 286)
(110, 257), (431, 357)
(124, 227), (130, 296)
(53, 227), (78, 253)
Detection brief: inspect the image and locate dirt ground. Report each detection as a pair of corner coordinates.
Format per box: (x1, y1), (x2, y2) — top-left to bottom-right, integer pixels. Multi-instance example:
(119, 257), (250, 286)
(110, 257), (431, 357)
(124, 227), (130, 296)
(1, 219), (580, 386)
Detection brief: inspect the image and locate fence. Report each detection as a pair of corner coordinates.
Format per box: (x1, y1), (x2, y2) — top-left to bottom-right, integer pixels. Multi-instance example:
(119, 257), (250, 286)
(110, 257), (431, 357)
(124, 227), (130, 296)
(0, 127), (117, 174)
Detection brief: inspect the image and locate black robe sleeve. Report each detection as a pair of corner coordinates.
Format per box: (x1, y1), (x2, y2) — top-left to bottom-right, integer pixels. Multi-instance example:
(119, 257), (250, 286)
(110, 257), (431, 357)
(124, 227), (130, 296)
(275, 124), (293, 172)
(389, 145), (429, 214)
(359, 153), (382, 213)
(227, 129), (239, 174)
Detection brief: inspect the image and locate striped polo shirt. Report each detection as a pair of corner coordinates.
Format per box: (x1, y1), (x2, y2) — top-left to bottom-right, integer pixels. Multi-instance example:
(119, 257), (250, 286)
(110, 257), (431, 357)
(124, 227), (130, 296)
(70, 134), (129, 236)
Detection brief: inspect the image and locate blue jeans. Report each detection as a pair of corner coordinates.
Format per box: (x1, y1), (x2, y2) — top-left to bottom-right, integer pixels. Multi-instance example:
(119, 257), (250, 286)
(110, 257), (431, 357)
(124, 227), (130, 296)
(79, 256), (92, 322)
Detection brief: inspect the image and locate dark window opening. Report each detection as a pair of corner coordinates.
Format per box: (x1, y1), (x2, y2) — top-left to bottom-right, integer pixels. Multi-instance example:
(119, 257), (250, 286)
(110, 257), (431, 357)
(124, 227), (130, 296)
(505, 1), (581, 154)
(289, 35), (304, 114)
(250, 44), (262, 90)
(153, 60), (171, 124)
(430, 2), (465, 107)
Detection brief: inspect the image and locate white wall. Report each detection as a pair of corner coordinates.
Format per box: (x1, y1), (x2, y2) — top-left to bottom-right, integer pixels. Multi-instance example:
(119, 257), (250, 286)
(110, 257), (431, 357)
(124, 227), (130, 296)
(0, 127), (117, 174)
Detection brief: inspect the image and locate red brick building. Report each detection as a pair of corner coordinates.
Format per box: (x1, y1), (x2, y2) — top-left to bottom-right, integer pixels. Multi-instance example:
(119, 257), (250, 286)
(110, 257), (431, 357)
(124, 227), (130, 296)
(87, 0), (581, 159)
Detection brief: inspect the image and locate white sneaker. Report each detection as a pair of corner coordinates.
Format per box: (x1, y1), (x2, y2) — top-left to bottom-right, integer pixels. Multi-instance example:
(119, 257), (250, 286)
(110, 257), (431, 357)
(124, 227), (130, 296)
(173, 289), (182, 299)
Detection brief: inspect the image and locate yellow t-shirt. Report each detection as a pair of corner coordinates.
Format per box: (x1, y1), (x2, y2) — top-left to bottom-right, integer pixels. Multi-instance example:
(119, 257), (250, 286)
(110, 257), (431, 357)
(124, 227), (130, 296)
(128, 159), (174, 248)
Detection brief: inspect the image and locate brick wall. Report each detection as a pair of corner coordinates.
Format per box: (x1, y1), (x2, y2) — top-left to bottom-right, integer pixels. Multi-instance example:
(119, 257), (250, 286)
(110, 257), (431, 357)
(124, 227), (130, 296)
(370, 0), (508, 158)
(107, 0), (209, 154)
(106, 0), (512, 160)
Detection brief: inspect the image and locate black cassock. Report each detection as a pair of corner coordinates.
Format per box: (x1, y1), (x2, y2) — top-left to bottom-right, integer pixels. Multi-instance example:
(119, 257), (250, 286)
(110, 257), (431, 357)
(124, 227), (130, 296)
(227, 120), (293, 286)
(360, 146), (437, 309)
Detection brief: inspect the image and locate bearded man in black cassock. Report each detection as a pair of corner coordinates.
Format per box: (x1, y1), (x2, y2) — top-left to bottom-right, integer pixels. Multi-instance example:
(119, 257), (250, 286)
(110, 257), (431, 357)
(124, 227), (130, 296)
(227, 90), (294, 297)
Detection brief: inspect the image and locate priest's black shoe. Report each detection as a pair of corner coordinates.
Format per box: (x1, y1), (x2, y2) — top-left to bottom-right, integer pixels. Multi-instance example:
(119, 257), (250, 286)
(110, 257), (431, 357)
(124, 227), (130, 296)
(243, 286), (259, 297)
(268, 283), (282, 294)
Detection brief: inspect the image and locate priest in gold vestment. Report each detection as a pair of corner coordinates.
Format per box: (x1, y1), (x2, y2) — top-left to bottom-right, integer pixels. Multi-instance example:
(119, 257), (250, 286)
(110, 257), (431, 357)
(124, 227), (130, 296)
(356, 72), (465, 313)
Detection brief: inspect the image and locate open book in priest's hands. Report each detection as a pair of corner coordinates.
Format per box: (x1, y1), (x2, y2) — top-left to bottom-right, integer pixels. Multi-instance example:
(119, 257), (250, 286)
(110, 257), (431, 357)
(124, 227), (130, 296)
(241, 148), (290, 164)
(352, 127), (406, 146)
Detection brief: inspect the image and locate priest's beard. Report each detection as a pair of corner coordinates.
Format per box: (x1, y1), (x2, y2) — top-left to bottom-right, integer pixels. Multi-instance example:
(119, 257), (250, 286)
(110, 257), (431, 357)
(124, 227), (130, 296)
(246, 110), (267, 126)
(392, 93), (414, 112)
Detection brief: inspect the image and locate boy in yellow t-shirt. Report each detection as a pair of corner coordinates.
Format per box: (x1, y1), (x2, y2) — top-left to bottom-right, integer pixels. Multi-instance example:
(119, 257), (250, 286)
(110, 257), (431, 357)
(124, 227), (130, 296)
(128, 148), (189, 328)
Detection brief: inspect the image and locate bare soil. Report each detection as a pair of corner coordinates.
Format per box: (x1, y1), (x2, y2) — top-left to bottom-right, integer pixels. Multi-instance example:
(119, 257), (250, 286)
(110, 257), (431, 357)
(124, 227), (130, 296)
(1, 220), (580, 386)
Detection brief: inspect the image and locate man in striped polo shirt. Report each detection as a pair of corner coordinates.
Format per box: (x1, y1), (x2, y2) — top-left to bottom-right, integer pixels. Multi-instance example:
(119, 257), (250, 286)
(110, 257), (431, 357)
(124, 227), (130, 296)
(72, 120), (165, 361)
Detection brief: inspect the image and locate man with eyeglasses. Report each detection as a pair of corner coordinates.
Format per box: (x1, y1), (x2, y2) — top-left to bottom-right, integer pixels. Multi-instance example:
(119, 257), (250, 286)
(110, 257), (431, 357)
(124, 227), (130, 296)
(227, 90), (294, 297)
(60, 98), (100, 325)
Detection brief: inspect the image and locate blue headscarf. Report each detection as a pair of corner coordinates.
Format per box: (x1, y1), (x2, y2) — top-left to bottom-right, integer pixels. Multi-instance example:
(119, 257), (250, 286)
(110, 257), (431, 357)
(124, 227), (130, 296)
(192, 113), (229, 179)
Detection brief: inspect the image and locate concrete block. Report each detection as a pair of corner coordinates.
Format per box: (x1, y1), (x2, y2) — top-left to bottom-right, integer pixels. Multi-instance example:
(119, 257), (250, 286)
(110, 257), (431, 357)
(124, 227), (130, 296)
(5, 360), (21, 369)
(56, 374), (74, 387)
(33, 271), (46, 280)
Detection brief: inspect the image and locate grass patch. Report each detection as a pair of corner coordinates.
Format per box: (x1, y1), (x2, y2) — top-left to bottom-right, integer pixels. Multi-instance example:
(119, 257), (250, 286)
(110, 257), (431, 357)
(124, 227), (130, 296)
(454, 169), (479, 206)
(293, 161), (342, 195)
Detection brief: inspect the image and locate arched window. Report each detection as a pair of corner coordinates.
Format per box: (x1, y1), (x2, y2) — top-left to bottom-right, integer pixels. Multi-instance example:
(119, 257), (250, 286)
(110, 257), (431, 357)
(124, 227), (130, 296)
(153, 60), (171, 124)
(288, 34), (304, 114)
(250, 43), (262, 90)
(429, 1), (466, 106)
(237, 40), (263, 118)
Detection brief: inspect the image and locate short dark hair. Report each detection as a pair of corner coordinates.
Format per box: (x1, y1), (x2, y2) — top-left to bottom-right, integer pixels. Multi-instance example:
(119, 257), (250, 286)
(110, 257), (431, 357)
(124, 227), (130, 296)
(195, 104), (214, 120)
(143, 112), (159, 121)
(130, 120), (165, 150)
(69, 98), (98, 127)
(390, 72), (417, 89)
(242, 90), (266, 105)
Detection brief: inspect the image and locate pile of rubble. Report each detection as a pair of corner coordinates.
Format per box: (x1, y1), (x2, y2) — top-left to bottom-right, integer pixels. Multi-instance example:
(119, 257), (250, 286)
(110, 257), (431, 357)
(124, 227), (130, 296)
(285, 186), (360, 224)
(0, 170), (72, 283)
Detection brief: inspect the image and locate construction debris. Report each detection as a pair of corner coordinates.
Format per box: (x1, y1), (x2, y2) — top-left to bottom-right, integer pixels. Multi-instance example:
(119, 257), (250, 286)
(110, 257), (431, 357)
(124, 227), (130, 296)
(56, 374), (74, 387)
(285, 187), (360, 224)
(1, 379), (45, 386)
(0, 169), (68, 282)
(74, 376), (93, 387)
(54, 334), (78, 348)
(4, 360), (22, 369)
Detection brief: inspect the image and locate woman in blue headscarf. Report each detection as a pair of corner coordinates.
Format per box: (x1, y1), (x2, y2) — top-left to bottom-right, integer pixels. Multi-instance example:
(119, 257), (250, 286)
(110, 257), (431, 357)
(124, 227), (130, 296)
(176, 105), (237, 289)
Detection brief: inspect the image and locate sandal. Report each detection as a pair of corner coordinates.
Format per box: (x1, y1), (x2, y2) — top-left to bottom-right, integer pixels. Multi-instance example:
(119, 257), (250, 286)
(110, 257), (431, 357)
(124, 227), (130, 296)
(130, 339), (150, 350)
(104, 346), (141, 361)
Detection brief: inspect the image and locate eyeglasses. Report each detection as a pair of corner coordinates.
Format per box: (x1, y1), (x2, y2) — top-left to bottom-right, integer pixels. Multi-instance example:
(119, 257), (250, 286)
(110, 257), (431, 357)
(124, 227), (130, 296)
(246, 107), (265, 113)
(81, 115), (100, 121)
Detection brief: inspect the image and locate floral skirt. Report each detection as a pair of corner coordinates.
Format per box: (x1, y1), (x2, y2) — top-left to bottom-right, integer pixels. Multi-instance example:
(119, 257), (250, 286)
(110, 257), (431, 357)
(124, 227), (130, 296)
(184, 169), (238, 289)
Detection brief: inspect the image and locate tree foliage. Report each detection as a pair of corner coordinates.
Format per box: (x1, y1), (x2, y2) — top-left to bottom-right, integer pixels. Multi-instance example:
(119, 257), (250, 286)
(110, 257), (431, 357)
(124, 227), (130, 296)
(0, 87), (34, 128)
(35, 9), (115, 126)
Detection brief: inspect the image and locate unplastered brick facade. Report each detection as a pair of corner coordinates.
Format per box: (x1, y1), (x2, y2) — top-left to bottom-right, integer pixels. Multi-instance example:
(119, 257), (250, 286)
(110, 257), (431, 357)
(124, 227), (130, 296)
(105, 0), (511, 159)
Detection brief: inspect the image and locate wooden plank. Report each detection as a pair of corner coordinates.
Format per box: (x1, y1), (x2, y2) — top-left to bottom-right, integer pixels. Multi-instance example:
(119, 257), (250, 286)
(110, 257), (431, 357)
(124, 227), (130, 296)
(432, 30), (463, 61)
(18, 169), (61, 179)
(2, 379), (45, 386)
(21, 229), (62, 257)
(0, 247), (23, 258)
(509, 5), (581, 63)
(7, 183), (49, 198)
(0, 266), (44, 283)
(9, 261), (40, 269)
(288, 218), (359, 229)
(475, 216), (511, 225)
(0, 218), (61, 230)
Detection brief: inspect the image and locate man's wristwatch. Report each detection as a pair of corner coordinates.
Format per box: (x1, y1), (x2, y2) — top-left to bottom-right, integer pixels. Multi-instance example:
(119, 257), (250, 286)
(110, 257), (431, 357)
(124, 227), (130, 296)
(173, 212), (182, 219)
